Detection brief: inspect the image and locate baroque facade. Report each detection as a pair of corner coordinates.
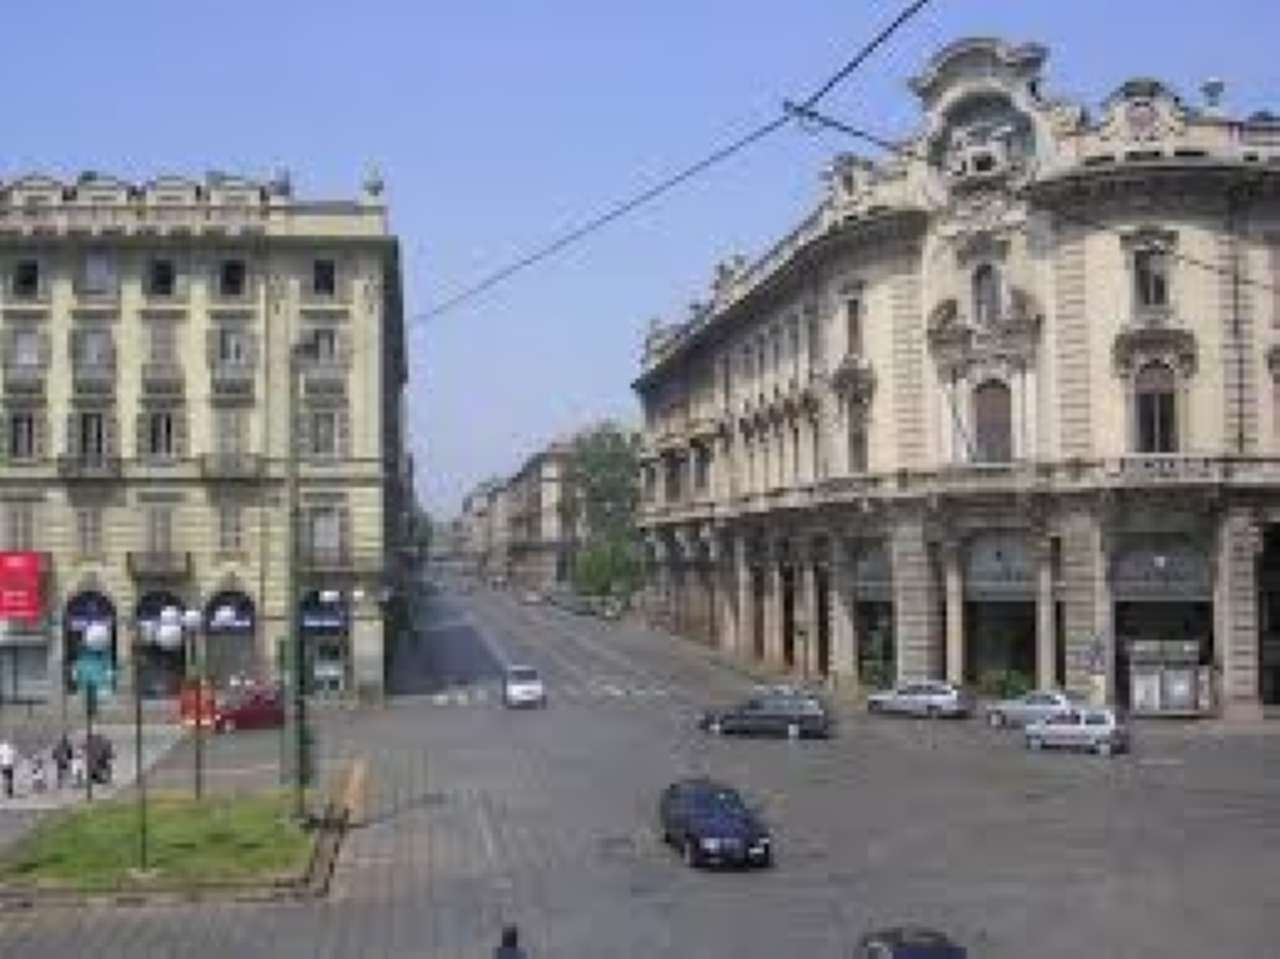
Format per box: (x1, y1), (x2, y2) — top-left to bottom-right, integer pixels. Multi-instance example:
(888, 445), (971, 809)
(634, 38), (1280, 719)
(0, 169), (409, 702)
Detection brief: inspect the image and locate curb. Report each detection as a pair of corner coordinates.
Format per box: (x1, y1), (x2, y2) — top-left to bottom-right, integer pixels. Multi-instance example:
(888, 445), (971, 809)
(0, 761), (365, 913)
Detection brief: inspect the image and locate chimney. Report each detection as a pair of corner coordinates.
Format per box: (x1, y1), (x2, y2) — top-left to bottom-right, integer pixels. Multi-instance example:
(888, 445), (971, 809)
(1202, 77), (1226, 117)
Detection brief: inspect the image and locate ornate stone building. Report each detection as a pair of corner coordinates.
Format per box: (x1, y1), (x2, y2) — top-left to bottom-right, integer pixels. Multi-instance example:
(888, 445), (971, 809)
(0, 169), (409, 702)
(634, 38), (1280, 718)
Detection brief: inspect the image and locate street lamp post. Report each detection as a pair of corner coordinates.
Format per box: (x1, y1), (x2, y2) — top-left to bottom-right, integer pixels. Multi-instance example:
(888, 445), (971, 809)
(181, 608), (206, 801)
(288, 338), (318, 822)
(80, 621), (112, 803)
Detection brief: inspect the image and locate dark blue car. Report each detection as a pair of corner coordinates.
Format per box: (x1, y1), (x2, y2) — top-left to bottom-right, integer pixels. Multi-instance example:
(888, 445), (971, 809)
(658, 778), (772, 869)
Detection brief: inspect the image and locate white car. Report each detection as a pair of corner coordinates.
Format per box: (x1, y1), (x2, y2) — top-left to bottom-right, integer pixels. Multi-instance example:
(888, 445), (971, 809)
(1025, 708), (1129, 756)
(866, 681), (974, 718)
(986, 690), (1085, 728)
(502, 665), (547, 708)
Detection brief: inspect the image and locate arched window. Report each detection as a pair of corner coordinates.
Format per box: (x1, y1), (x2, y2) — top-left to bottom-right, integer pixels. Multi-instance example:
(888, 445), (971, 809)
(973, 379), (1012, 463)
(1135, 362), (1177, 453)
(972, 264), (1001, 326)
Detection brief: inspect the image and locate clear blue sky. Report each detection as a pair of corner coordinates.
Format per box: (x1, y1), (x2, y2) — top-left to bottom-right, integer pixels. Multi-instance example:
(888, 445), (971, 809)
(6, 2), (1276, 517)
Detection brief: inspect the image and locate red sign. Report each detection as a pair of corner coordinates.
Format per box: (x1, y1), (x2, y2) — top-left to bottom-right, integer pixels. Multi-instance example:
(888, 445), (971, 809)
(0, 552), (43, 625)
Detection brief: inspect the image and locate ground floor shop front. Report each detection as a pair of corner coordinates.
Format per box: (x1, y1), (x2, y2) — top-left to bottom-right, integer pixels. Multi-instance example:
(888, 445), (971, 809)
(642, 493), (1274, 719)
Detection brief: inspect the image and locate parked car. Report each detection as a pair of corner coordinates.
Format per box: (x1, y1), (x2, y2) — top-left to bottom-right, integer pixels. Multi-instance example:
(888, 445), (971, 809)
(658, 778), (772, 869)
(1025, 707), (1129, 756)
(213, 687), (285, 733)
(699, 692), (832, 739)
(502, 665), (547, 708)
(866, 681), (974, 718)
(854, 926), (968, 958)
(985, 689), (1085, 728)
(520, 590), (542, 605)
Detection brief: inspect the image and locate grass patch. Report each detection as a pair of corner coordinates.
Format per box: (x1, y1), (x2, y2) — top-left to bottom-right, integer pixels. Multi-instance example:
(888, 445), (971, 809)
(0, 791), (312, 892)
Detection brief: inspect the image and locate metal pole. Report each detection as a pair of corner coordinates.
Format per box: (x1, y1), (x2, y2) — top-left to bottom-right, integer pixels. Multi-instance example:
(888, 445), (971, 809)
(134, 630), (148, 870)
(288, 349), (306, 821)
(192, 625), (204, 801)
(84, 678), (93, 803)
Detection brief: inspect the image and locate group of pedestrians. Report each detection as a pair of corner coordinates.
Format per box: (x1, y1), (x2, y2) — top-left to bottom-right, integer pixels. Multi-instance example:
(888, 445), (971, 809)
(0, 732), (115, 800)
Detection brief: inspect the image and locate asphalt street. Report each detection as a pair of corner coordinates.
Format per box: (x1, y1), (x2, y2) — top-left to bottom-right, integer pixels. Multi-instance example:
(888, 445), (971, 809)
(0, 579), (1277, 958)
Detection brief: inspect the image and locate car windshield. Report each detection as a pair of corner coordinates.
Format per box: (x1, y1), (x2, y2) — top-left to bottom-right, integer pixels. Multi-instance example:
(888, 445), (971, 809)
(690, 789), (748, 815)
(508, 668), (539, 682)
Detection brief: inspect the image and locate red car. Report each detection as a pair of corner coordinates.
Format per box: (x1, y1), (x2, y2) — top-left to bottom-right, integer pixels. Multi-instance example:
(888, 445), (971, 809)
(212, 687), (286, 732)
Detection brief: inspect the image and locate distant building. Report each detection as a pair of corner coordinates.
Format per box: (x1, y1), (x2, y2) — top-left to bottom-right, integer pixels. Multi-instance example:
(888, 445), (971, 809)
(0, 168), (408, 701)
(633, 37), (1280, 719)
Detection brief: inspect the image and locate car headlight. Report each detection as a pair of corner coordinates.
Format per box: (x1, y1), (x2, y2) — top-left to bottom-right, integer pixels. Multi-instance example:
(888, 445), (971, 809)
(701, 837), (722, 852)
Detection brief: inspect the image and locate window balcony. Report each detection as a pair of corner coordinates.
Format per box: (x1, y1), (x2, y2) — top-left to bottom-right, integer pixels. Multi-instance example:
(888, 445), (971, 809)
(198, 452), (265, 480)
(57, 454), (123, 480)
(1107, 454), (1222, 483)
(141, 360), (185, 395)
(126, 550), (192, 579)
(299, 546), (384, 575)
(210, 361), (255, 398)
(71, 361), (116, 395)
(2, 361), (45, 395)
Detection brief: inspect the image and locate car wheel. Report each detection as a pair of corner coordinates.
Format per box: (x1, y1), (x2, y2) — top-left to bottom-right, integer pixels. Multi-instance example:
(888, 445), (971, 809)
(926, 705), (940, 719)
(1096, 739), (1113, 757)
(988, 711), (1004, 728)
(683, 838), (700, 869)
(1028, 736), (1043, 751)
(709, 720), (722, 735)
(867, 700), (880, 714)
(786, 722), (800, 740)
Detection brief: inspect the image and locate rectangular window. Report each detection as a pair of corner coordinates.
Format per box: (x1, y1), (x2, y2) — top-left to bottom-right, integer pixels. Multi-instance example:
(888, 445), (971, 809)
(218, 259), (246, 297)
(9, 411), (35, 460)
(147, 258), (176, 297)
(148, 323), (177, 363)
(77, 328), (112, 366)
(1134, 248), (1169, 309)
(792, 425), (801, 480)
(80, 251), (115, 295)
(4, 504), (34, 550)
(309, 508), (341, 553)
(312, 259), (337, 297)
(13, 260), (39, 299)
(216, 326), (248, 364)
(76, 508), (103, 556)
(846, 298), (863, 355)
(218, 505), (243, 552)
(148, 410), (175, 457)
(1137, 391), (1177, 453)
(848, 417), (868, 473)
(146, 507), (173, 553)
(694, 446), (710, 494)
(11, 329), (40, 368)
(79, 411), (105, 458)
(312, 410), (337, 457)
(312, 327), (337, 361)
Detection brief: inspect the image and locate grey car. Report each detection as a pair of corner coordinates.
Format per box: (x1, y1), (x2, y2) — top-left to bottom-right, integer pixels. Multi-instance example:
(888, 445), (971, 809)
(1025, 708), (1130, 756)
(866, 681), (974, 718)
(985, 689), (1085, 728)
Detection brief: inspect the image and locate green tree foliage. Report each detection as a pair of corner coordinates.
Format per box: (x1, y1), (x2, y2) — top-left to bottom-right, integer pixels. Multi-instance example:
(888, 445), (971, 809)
(568, 423), (642, 597)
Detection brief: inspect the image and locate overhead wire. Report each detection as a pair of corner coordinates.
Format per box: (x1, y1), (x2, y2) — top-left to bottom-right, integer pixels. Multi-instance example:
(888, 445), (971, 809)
(416, 0), (939, 323)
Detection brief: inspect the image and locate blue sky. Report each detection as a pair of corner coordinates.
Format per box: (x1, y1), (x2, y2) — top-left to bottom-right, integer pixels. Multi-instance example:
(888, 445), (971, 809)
(6, 2), (1277, 516)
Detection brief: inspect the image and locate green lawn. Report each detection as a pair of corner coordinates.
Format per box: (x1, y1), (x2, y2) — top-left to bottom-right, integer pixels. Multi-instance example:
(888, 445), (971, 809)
(0, 792), (312, 891)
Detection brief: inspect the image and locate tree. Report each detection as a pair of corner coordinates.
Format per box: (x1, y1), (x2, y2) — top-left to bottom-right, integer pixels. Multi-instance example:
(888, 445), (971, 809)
(567, 423), (642, 597)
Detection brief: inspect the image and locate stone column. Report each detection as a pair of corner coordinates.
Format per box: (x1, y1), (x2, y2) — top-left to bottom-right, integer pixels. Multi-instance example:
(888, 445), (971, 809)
(765, 544), (784, 667)
(735, 531), (752, 661)
(1219, 508), (1264, 719)
(1060, 509), (1100, 697)
(944, 541), (965, 685)
(891, 516), (943, 680)
(829, 538), (856, 682)
(1035, 536), (1056, 690)
(716, 532), (737, 654)
(801, 552), (820, 679)
(1094, 520), (1115, 705)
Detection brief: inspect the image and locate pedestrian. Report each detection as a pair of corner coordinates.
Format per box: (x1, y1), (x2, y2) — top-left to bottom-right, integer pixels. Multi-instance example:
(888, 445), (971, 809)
(29, 756), (47, 794)
(0, 739), (14, 799)
(494, 924), (528, 959)
(52, 734), (72, 789)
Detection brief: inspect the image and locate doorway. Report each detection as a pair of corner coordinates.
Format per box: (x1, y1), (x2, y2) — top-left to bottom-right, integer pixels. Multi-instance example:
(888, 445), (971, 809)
(781, 567), (796, 668)
(751, 568), (765, 660)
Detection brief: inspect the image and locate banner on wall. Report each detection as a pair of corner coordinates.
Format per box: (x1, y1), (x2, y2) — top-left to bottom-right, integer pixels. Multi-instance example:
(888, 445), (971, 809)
(0, 552), (42, 625)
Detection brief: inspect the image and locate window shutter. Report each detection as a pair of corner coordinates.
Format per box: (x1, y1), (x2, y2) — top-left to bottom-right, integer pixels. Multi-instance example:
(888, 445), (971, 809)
(33, 411), (46, 459)
(296, 409), (313, 460)
(105, 334), (117, 369)
(337, 406), (351, 461)
(0, 413), (8, 462)
(206, 328), (219, 368)
(246, 331), (259, 367)
(69, 329), (83, 366)
(339, 506), (352, 561)
(337, 329), (352, 366)
(38, 330), (51, 366)
(105, 412), (119, 456)
(65, 412), (79, 457)
(173, 407), (188, 459)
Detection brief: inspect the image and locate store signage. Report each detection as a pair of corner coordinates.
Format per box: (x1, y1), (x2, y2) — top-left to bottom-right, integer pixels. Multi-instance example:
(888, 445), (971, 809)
(0, 551), (42, 624)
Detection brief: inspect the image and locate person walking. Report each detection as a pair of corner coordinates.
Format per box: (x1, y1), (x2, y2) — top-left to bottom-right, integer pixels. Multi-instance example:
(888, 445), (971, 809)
(494, 925), (528, 959)
(52, 734), (72, 789)
(0, 739), (15, 799)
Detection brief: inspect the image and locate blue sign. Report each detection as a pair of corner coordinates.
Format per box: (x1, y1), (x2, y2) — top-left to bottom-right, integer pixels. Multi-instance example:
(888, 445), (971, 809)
(300, 592), (347, 635)
(73, 654), (115, 691)
(205, 590), (257, 636)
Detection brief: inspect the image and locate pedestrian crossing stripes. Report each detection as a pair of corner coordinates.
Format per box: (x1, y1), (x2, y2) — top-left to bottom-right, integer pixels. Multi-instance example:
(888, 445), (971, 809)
(422, 682), (674, 708)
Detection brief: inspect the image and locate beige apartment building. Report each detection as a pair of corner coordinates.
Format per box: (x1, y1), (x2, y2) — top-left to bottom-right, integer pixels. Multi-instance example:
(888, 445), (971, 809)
(635, 37), (1280, 719)
(0, 169), (409, 702)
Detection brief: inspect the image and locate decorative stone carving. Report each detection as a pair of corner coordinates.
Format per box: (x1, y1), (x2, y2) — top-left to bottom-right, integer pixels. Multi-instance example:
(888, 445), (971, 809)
(927, 285), (1042, 379)
(1097, 78), (1189, 145)
(1112, 325), (1197, 377)
(829, 354), (876, 405)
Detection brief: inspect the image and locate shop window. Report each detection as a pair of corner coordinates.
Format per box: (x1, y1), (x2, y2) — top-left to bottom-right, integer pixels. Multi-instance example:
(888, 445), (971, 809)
(1135, 362), (1177, 453)
(972, 264), (1001, 326)
(973, 379), (1013, 463)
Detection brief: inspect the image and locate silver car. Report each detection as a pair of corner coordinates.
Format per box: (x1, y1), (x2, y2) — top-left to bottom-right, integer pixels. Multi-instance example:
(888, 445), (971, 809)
(866, 681), (973, 718)
(1025, 708), (1129, 756)
(985, 689), (1085, 728)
